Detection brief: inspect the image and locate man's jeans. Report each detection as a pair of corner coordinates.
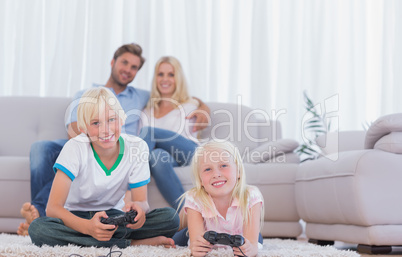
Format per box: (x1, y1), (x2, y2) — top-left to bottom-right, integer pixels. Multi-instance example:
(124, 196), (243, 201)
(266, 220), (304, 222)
(30, 139), (68, 217)
(29, 207), (179, 248)
(140, 127), (198, 210)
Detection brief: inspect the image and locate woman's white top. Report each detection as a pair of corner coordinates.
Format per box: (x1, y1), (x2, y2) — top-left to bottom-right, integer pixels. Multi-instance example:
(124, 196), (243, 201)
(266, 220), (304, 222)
(140, 102), (200, 143)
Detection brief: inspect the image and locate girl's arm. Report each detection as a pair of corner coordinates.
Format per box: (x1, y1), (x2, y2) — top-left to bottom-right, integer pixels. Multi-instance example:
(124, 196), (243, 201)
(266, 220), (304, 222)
(46, 170), (116, 241)
(125, 185), (149, 230)
(187, 208), (212, 257)
(234, 203), (262, 257)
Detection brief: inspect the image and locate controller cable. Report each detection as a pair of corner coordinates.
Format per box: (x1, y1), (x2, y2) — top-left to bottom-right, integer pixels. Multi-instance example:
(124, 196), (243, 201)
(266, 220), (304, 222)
(68, 224), (130, 257)
(235, 246), (247, 257)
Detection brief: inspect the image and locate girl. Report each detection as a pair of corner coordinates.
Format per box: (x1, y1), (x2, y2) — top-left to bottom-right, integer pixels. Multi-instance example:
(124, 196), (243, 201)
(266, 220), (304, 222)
(174, 141), (264, 257)
(139, 56), (200, 210)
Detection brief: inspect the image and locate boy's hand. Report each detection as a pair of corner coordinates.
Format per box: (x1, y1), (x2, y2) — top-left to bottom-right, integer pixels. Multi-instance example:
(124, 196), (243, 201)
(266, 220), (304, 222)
(190, 234), (212, 257)
(233, 237), (258, 257)
(123, 203), (145, 230)
(87, 211), (116, 241)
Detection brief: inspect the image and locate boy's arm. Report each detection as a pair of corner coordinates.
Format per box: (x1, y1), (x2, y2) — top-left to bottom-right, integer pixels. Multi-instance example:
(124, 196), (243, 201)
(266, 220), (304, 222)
(187, 208), (212, 257)
(47, 170), (116, 241)
(124, 185), (149, 230)
(187, 97), (210, 132)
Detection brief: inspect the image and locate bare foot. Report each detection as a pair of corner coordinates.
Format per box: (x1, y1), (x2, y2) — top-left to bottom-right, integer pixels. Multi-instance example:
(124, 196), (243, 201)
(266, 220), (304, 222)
(17, 222), (29, 236)
(20, 202), (40, 224)
(131, 236), (176, 248)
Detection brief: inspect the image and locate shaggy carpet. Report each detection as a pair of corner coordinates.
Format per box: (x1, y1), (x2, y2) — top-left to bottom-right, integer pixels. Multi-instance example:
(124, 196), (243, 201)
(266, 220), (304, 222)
(0, 233), (360, 257)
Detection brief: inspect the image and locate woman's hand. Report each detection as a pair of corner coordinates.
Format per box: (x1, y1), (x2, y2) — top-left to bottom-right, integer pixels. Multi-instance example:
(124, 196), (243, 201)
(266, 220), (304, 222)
(233, 237), (258, 257)
(87, 211), (117, 241)
(190, 234), (212, 257)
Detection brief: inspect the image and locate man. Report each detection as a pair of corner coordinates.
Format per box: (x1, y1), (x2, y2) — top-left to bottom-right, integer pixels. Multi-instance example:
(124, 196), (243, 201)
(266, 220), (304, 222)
(18, 43), (210, 235)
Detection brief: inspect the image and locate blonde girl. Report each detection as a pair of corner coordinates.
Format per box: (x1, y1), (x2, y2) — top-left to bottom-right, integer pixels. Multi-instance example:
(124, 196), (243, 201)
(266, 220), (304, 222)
(174, 141), (264, 257)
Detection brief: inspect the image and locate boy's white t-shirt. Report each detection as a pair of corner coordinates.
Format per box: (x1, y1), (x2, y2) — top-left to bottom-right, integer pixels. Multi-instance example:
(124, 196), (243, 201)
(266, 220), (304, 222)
(53, 133), (150, 212)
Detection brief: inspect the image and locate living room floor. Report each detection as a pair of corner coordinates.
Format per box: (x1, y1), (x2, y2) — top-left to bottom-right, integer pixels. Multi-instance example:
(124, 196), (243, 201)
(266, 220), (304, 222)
(297, 236), (402, 256)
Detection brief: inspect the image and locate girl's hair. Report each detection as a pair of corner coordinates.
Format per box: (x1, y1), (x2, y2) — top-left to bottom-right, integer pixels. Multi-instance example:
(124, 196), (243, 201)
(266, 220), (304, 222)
(183, 140), (264, 227)
(147, 56), (194, 112)
(77, 87), (127, 132)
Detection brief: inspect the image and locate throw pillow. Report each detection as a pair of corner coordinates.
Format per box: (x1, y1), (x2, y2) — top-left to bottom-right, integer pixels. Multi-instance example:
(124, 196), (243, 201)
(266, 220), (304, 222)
(248, 139), (299, 163)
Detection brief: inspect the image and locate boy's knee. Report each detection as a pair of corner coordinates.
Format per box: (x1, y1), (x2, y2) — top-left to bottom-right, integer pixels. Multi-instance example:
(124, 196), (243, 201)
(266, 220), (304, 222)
(28, 218), (43, 245)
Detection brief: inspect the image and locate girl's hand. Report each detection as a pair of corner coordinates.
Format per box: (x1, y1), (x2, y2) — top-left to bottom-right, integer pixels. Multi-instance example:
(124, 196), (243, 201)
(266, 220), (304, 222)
(87, 211), (117, 241)
(190, 234), (213, 257)
(124, 203), (146, 230)
(233, 237), (258, 257)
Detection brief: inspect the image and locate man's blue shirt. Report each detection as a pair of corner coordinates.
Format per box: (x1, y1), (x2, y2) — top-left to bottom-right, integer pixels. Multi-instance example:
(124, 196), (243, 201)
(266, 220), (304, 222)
(66, 84), (150, 136)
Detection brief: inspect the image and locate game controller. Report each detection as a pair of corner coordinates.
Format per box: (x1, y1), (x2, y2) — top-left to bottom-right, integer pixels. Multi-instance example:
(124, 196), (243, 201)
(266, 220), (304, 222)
(100, 210), (138, 227)
(203, 231), (245, 247)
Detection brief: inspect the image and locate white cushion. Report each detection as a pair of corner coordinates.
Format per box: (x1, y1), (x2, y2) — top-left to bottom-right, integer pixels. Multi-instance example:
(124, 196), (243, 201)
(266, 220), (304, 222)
(365, 113), (402, 149)
(248, 139), (299, 163)
(374, 132), (402, 154)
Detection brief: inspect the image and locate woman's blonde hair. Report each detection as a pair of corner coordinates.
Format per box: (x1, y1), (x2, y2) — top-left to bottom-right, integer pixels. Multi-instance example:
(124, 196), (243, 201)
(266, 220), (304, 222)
(147, 56), (193, 112)
(77, 87), (127, 132)
(181, 140), (264, 227)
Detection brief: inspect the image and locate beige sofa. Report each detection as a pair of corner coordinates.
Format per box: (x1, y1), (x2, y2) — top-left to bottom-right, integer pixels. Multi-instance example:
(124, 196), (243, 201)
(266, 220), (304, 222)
(295, 113), (402, 254)
(0, 96), (302, 238)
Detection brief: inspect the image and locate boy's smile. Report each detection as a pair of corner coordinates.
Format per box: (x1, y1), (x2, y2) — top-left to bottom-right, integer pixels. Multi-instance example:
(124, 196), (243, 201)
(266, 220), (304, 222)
(86, 104), (122, 153)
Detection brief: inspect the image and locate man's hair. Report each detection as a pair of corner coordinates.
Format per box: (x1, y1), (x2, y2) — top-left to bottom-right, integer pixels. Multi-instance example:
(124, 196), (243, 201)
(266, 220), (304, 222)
(113, 43), (146, 70)
(77, 87), (127, 132)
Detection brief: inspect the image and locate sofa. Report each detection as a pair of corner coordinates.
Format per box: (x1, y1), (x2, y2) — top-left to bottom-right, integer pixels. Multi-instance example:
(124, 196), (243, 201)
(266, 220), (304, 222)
(295, 113), (402, 254)
(0, 96), (302, 239)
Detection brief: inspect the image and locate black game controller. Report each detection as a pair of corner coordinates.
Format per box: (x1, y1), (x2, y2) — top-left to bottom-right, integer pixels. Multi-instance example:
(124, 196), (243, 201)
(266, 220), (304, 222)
(203, 231), (245, 247)
(100, 210), (138, 227)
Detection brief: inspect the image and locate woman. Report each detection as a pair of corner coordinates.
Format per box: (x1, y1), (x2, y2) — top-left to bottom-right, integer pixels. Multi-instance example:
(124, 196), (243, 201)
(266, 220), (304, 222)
(139, 56), (200, 210)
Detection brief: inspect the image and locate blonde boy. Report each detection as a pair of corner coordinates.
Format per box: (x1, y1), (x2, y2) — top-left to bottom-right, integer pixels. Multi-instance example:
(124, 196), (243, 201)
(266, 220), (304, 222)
(29, 87), (179, 248)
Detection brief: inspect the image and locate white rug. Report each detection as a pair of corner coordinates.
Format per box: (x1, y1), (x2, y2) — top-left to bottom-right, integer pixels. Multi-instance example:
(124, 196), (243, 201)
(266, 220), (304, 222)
(0, 233), (360, 257)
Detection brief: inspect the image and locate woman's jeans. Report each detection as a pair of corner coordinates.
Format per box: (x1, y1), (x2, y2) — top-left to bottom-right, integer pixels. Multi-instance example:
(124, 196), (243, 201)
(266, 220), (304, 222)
(140, 127), (198, 210)
(29, 207), (179, 248)
(30, 139), (68, 217)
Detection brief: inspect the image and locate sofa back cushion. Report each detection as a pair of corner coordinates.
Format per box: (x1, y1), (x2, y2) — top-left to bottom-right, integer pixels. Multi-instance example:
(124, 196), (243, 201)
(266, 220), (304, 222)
(199, 102), (282, 155)
(0, 97), (70, 156)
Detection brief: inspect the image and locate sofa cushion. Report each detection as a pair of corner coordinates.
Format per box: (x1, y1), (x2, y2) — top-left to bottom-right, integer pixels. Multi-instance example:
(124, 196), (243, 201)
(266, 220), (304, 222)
(248, 139), (299, 163)
(364, 113), (402, 149)
(374, 132), (402, 154)
(0, 97), (70, 156)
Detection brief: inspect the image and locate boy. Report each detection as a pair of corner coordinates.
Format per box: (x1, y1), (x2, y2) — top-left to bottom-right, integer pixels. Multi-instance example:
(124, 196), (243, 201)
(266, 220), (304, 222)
(28, 87), (179, 248)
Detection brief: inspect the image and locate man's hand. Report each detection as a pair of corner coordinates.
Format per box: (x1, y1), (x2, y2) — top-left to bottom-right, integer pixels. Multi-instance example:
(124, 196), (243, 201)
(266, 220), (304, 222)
(187, 97), (210, 132)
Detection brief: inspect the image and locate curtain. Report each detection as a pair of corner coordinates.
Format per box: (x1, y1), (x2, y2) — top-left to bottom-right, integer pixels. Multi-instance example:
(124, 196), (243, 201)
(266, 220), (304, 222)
(1, 0), (401, 140)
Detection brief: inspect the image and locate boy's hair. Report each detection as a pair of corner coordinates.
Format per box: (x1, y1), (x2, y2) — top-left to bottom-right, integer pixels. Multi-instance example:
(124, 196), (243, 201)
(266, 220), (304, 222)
(77, 87), (127, 132)
(147, 56), (194, 111)
(113, 43), (146, 70)
(184, 140), (264, 228)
